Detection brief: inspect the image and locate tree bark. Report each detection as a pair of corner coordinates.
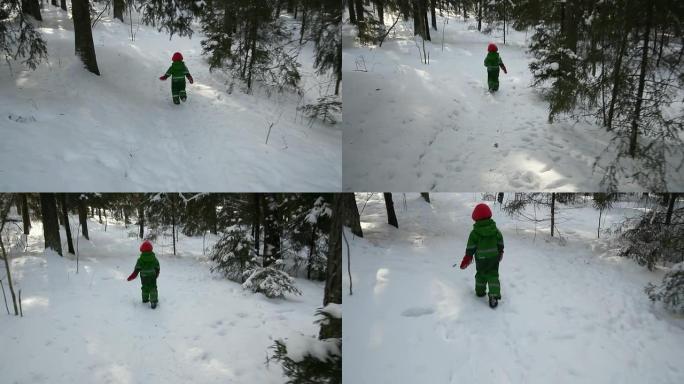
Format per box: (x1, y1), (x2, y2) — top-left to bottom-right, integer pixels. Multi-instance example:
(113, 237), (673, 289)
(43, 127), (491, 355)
(341, 193), (363, 237)
(60, 194), (75, 255)
(376, 0), (384, 25)
(319, 194), (342, 340)
(21, 194), (30, 235)
(253, 194), (261, 257)
(477, 0), (482, 31)
(0, 196), (19, 315)
(550, 193), (556, 237)
(22, 0), (42, 21)
(262, 194), (281, 267)
(40, 193), (63, 256)
(113, 0), (125, 22)
(430, 0), (437, 30)
(72, 0), (101, 75)
(629, 3), (653, 158)
(347, 0), (357, 25)
(78, 197), (89, 240)
(383, 193), (398, 228)
(60, 0), (66, 11)
(138, 204), (144, 239)
(354, 0), (364, 23)
(665, 193), (678, 225)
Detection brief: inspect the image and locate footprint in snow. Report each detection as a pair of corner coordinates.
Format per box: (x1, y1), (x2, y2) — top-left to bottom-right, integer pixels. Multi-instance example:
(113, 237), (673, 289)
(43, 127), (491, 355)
(401, 306), (435, 317)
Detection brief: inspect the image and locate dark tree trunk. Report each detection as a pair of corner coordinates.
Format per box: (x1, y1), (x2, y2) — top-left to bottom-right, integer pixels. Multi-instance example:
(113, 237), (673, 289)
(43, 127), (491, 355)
(354, 0), (364, 22)
(347, 0), (357, 25)
(430, 0), (437, 30)
(138, 205), (144, 239)
(550, 193), (556, 237)
(262, 194), (281, 267)
(383, 193), (398, 228)
(341, 193), (363, 237)
(477, 0), (482, 31)
(307, 223), (317, 279)
(22, 0), (42, 21)
(40, 194), (62, 256)
(60, 0), (66, 11)
(21, 194), (30, 235)
(51, 0), (57, 6)
(422, 0), (431, 41)
(421, 193), (430, 203)
(629, 3), (653, 158)
(171, 195), (177, 255)
(59, 194), (75, 255)
(253, 194), (261, 257)
(299, 3), (308, 44)
(113, 0), (125, 22)
(72, 0), (101, 75)
(376, 0), (384, 25)
(319, 194), (342, 340)
(665, 193), (678, 225)
(607, 30), (628, 131)
(78, 197), (89, 240)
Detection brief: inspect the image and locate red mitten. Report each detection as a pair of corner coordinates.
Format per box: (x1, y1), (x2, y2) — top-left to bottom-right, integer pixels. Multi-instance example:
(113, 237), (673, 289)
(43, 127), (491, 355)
(156, 269), (160, 278)
(126, 271), (139, 281)
(499, 251), (504, 262)
(187, 74), (194, 84)
(159, 75), (168, 81)
(460, 255), (473, 269)
(501, 64), (508, 74)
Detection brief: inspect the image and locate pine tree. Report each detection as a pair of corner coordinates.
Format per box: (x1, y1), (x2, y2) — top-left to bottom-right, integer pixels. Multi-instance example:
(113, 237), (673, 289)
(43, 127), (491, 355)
(1, 0), (47, 69)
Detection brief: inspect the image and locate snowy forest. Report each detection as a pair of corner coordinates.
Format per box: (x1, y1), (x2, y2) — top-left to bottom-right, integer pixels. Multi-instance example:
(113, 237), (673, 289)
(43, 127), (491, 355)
(343, 192), (684, 383)
(0, 192), (342, 383)
(342, 1), (684, 192)
(0, 1), (342, 191)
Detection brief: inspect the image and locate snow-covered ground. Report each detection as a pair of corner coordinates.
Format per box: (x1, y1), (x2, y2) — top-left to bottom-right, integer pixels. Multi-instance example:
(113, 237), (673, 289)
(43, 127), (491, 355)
(0, 218), (323, 383)
(0, 6), (341, 191)
(342, 15), (684, 191)
(343, 193), (684, 384)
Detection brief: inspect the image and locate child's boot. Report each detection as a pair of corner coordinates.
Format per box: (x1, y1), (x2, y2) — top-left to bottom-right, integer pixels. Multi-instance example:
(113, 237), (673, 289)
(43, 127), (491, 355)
(489, 296), (498, 308)
(151, 301), (158, 309)
(180, 90), (187, 102)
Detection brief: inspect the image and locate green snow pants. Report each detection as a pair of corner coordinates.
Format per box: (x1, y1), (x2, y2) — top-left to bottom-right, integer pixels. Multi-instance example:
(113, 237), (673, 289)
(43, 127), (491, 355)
(171, 78), (187, 104)
(487, 68), (500, 91)
(141, 275), (158, 303)
(474, 259), (501, 299)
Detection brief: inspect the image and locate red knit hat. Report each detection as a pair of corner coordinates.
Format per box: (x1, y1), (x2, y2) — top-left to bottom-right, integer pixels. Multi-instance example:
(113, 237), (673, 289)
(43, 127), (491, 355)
(140, 240), (153, 253)
(172, 52), (183, 62)
(487, 43), (498, 52)
(472, 203), (493, 221)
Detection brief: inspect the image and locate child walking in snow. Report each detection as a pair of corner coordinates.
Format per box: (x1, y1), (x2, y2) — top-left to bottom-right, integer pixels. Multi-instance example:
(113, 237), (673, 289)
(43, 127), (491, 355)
(459, 203), (505, 308)
(484, 43), (507, 92)
(127, 240), (160, 309)
(159, 52), (194, 105)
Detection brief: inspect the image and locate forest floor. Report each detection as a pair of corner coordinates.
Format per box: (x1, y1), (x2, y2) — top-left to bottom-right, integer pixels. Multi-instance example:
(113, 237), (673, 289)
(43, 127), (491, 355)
(0, 5), (341, 191)
(342, 14), (684, 191)
(0, 218), (322, 383)
(343, 193), (684, 384)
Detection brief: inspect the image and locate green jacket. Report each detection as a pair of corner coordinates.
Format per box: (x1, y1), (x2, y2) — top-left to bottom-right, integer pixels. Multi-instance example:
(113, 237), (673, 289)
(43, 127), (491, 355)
(165, 61), (191, 81)
(465, 219), (504, 262)
(135, 251), (160, 278)
(484, 52), (504, 71)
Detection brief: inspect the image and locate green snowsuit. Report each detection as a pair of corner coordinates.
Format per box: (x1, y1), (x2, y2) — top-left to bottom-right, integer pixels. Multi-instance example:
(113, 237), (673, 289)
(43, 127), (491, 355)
(134, 251), (160, 303)
(164, 61), (192, 104)
(484, 52), (505, 91)
(465, 218), (504, 298)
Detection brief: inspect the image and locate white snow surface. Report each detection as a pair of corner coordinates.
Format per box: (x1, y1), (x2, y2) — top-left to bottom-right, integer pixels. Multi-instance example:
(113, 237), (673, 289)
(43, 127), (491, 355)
(343, 193), (684, 384)
(342, 15), (684, 191)
(0, 6), (341, 191)
(0, 218), (323, 383)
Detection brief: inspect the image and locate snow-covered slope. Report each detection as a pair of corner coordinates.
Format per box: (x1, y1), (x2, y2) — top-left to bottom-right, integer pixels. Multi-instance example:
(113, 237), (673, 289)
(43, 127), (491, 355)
(343, 193), (684, 384)
(0, 6), (341, 191)
(0, 219), (323, 383)
(342, 15), (684, 191)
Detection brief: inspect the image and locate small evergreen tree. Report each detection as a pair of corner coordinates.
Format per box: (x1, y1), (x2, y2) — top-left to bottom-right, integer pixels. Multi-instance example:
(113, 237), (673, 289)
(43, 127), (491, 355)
(209, 225), (257, 283)
(242, 266), (302, 298)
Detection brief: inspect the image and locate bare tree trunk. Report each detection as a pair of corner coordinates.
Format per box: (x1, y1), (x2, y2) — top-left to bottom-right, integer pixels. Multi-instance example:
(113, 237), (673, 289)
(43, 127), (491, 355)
(354, 0), (364, 23)
(253, 194), (261, 257)
(629, 3), (653, 158)
(60, 0), (66, 11)
(60, 194), (75, 255)
(319, 194), (342, 340)
(72, 0), (101, 75)
(347, 0), (357, 25)
(21, 194), (30, 235)
(0, 196), (19, 316)
(22, 0), (42, 21)
(341, 193), (363, 237)
(138, 205), (144, 239)
(477, 0), (482, 31)
(40, 194), (63, 256)
(665, 193), (678, 225)
(430, 0), (437, 30)
(113, 0), (125, 22)
(607, 31), (628, 131)
(550, 193), (556, 237)
(376, 0), (384, 25)
(307, 224), (317, 279)
(78, 197), (89, 240)
(383, 193), (398, 228)
(262, 194), (281, 267)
